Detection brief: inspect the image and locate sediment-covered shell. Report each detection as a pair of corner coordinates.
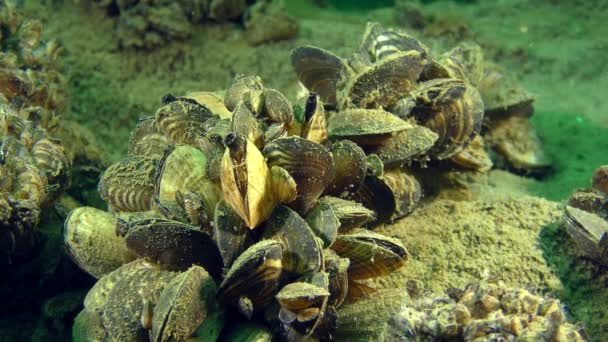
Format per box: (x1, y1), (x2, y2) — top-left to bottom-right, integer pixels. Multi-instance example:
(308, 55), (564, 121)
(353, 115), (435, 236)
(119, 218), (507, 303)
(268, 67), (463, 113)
(290, 46), (349, 108)
(98, 156), (157, 212)
(155, 96), (218, 145)
(382, 168), (422, 221)
(324, 250), (350, 308)
(213, 200), (251, 268)
(449, 135), (493, 172)
(326, 140), (367, 197)
(264, 136), (335, 213)
(478, 62), (535, 119)
(152, 266), (220, 342)
(218, 240), (283, 311)
(224, 75), (264, 114)
(358, 22), (429, 63)
(331, 230), (408, 280)
(220, 134), (275, 229)
(328, 108), (410, 146)
(156, 145), (221, 221)
(340, 50), (427, 109)
(262, 205), (323, 275)
(563, 206), (608, 264)
(128, 117), (170, 159)
(276, 282), (330, 311)
(31, 138), (70, 203)
(368, 121), (438, 166)
(64, 207), (136, 279)
(122, 218), (223, 277)
(304, 200), (340, 248)
(320, 196), (375, 232)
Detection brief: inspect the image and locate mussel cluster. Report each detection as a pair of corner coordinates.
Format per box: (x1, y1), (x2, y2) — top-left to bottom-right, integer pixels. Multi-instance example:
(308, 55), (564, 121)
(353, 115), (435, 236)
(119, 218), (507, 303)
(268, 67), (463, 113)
(291, 22), (549, 180)
(387, 282), (585, 341)
(66, 75), (412, 340)
(564, 165), (608, 267)
(90, 0), (297, 49)
(0, 1), (71, 263)
(0, 0), (67, 127)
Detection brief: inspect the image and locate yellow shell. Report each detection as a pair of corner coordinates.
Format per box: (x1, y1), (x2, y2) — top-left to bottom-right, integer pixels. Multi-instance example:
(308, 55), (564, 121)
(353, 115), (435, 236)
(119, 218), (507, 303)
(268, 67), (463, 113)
(185, 91), (232, 119)
(64, 207), (136, 279)
(155, 98), (217, 146)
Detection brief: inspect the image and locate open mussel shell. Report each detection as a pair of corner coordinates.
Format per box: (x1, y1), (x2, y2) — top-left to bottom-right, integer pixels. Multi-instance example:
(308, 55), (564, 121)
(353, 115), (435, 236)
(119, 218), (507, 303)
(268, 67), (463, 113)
(305, 200), (340, 248)
(450, 134), (493, 172)
(224, 75), (264, 114)
(328, 108), (410, 146)
(155, 96), (218, 146)
(213, 200), (252, 269)
(324, 250), (350, 308)
(300, 92), (328, 145)
(264, 136), (335, 213)
(411, 81), (485, 160)
(485, 115), (550, 174)
(359, 22), (429, 63)
(152, 265), (221, 342)
(320, 196), (375, 232)
(290, 46), (349, 109)
(64, 207), (136, 279)
(156, 145), (221, 222)
(262, 205), (323, 276)
(326, 140), (367, 197)
(368, 120), (439, 167)
(382, 169), (422, 221)
(218, 240), (283, 311)
(31, 138), (70, 203)
(341, 50), (427, 109)
(101, 261), (177, 341)
(349, 174), (396, 227)
(221, 322), (273, 342)
(98, 156), (157, 212)
(128, 117), (170, 159)
(564, 206), (608, 263)
(276, 282), (330, 312)
(333, 289), (405, 342)
(220, 135), (275, 229)
(331, 230), (408, 280)
(123, 218), (223, 277)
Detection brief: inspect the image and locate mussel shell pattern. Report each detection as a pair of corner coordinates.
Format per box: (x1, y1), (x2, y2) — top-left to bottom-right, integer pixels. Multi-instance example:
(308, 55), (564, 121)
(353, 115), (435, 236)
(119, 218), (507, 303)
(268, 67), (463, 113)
(98, 156), (157, 212)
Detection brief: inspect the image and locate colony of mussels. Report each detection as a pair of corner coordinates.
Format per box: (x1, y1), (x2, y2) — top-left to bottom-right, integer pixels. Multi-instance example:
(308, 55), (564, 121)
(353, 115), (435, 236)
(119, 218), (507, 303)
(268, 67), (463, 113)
(64, 22), (568, 341)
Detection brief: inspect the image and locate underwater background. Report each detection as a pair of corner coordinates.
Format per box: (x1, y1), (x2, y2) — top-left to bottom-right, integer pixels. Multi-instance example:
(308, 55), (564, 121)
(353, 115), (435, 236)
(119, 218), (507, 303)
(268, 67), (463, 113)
(0, 0), (607, 341)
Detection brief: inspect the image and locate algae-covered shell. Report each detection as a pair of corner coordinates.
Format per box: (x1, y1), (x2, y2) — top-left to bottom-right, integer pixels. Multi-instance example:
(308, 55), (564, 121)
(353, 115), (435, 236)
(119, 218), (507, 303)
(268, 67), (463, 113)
(328, 108), (410, 146)
(592, 165), (608, 195)
(220, 134), (275, 229)
(123, 218), (223, 277)
(155, 96), (218, 146)
(152, 266), (220, 342)
(262, 205), (323, 276)
(368, 121), (438, 166)
(264, 136), (335, 213)
(98, 156), (157, 212)
(564, 206), (608, 264)
(31, 138), (70, 202)
(218, 240), (283, 311)
(128, 117), (170, 159)
(320, 196), (375, 232)
(326, 140), (366, 197)
(213, 200), (252, 268)
(341, 50), (427, 109)
(290, 46), (349, 108)
(305, 200), (340, 248)
(382, 169), (422, 221)
(72, 309), (106, 342)
(331, 230), (408, 280)
(156, 145), (221, 221)
(64, 207), (136, 279)
(276, 282), (330, 311)
(224, 75), (264, 114)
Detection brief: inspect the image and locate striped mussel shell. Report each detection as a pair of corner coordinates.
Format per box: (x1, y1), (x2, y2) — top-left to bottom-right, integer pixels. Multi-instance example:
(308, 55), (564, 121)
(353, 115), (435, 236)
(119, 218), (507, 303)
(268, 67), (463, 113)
(339, 49), (427, 109)
(358, 22), (429, 63)
(152, 266), (221, 342)
(98, 156), (157, 212)
(64, 207), (136, 279)
(276, 282), (330, 312)
(263, 136), (335, 213)
(213, 200), (252, 269)
(155, 95), (218, 146)
(382, 168), (422, 222)
(290, 46), (350, 109)
(304, 199), (340, 248)
(11, 159), (47, 206)
(127, 117), (170, 159)
(450, 134), (493, 172)
(348, 174), (396, 228)
(324, 249), (350, 308)
(330, 229), (408, 280)
(327, 108), (410, 146)
(326, 140), (367, 197)
(156, 145), (221, 224)
(224, 75), (265, 114)
(261, 88), (294, 127)
(319, 196), (375, 232)
(261, 205), (323, 276)
(31, 138), (70, 203)
(231, 101), (264, 148)
(563, 206), (608, 264)
(367, 120), (438, 167)
(277, 281), (330, 340)
(218, 239), (283, 311)
(121, 218), (223, 277)
(410, 79), (484, 160)
(442, 43), (485, 86)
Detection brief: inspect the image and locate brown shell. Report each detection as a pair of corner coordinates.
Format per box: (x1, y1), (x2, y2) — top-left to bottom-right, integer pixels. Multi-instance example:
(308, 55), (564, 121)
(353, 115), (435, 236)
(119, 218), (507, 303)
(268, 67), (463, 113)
(290, 46), (349, 108)
(262, 88), (294, 126)
(128, 117), (170, 159)
(231, 101), (264, 147)
(326, 140), (367, 197)
(300, 92), (328, 144)
(305, 200), (340, 248)
(264, 136), (335, 213)
(98, 156), (157, 212)
(563, 206), (608, 263)
(382, 168), (422, 221)
(368, 121), (438, 167)
(348, 175), (396, 228)
(450, 135), (493, 172)
(155, 98), (217, 146)
(359, 22), (429, 63)
(31, 138), (70, 203)
(213, 200), (252, 268)
(224, 75), (265, 114)
(320, 196), (375, 232)
(185, 91), (232, 119)
(276, 282), (330, 311)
